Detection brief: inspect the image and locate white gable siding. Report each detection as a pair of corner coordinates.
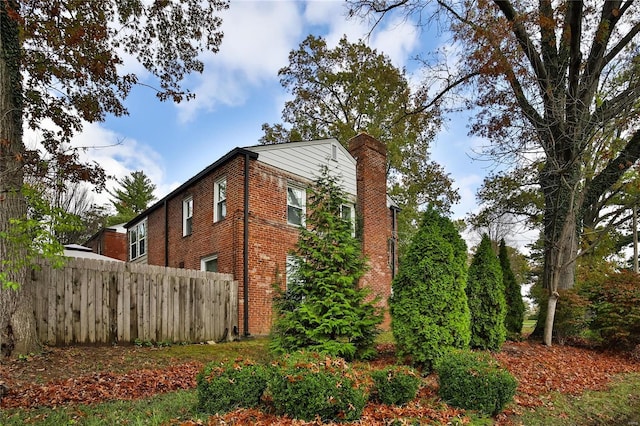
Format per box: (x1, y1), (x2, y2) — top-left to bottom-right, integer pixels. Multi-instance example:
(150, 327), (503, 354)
(246, 139), (357, 196)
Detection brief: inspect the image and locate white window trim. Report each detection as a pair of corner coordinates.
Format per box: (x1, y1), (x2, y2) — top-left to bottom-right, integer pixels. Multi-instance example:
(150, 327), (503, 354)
(183, 196), (193, 236)
(330, 143), (338, 161)
(201, 254), (218, 272)
(129, 219), (147, 260)
(287, 184), (306, 226)
(341, 203), (356, 236)
(286, 254), (300, 290)
(214, 177), (226, 223)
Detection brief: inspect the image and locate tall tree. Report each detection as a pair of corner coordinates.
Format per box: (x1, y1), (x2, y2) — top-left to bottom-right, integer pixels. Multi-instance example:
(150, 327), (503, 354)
(261, 35), (459, 255)
(107, 170), (156, 225)
(0, 0), (228, 356)
(499, 238), (525, 338)
(270, 166), (382, 361)
(467, 234), (506, 350)
(349, 0), (640, 345)
(389, 207), (470, 369)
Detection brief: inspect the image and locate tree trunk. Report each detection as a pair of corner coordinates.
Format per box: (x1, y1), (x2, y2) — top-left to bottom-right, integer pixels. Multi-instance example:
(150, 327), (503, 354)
(0, 0), (39, 357)
(539, 155), (580, 346)
(543, 291), (559, 346)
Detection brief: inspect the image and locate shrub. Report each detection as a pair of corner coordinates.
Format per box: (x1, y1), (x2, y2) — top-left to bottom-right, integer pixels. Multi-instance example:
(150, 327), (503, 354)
(267, 352), (367, 422)
(581, 270), (640, 348)
(553, 288), (590, 345)
(270, 167), (382, 361)
(390, 207), (471, 370)
(467, 234), (507, 350)
(196, 359), (270, 414)
(370, 366), (421, 406)
(499, 239), (525, 338)
(435, 350), (517, 416)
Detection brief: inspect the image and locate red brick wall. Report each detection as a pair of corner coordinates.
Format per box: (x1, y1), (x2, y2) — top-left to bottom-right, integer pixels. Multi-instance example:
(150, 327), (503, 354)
(103, 230), (127, 261)
(86, 229), (127, 261)
(349, 133), (393, 329)
(243, 161), (303, 335)
(141, 139), (394, 336)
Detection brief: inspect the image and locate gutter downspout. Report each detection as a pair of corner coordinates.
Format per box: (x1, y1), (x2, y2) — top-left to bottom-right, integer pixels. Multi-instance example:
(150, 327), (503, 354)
(391, 206), (398, 278)
(164, 199), (169, 266)
(243, 152), (250, 336)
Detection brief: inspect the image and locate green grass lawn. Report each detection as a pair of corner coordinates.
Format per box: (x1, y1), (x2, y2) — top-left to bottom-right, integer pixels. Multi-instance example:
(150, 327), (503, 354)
(522, 319), (536, 335)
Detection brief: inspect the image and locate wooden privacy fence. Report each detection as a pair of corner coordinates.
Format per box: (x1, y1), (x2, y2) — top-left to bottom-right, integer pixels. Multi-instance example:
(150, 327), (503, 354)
(29, 258), (238, 346)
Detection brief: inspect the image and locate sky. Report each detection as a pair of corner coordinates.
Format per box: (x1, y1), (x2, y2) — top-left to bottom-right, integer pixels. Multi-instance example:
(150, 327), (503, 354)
(24, 0), (530, 249)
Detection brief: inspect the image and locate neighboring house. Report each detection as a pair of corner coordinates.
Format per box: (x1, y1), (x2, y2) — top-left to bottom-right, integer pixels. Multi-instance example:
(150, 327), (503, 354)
(125, 133), (399, 336)
(64, 244), (124, 262)
(84, 224), (127, 261)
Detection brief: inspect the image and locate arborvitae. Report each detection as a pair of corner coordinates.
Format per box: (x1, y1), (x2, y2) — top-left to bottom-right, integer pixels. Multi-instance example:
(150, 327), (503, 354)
(500, 239), (525, 337)
(389, 207), (470, 370)
(270, 166), (382, 361)
(467, 234), (507, 350)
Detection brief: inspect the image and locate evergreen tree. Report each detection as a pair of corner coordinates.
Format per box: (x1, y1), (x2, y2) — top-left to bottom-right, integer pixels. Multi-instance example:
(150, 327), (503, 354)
(270, 166), (382, 361)
(107, 171), (156, 225)
(467, 234), (507, 350)
(389, 207), (470, 370)
(500, 239), (525, 337)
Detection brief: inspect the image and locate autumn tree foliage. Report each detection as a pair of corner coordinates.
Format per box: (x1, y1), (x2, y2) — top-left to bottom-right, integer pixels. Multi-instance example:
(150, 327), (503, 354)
(106, 170), (156, 225)
(500, 239), (525, 337)
(466, 234), (506, 351)
(349, 0), (640, 346)
(581, 270), (640, 349)
(389, 207), (470, 369)
(0, 0), (229, 356)
(270, 167), (382, 361)
(260, 35), (458, 255)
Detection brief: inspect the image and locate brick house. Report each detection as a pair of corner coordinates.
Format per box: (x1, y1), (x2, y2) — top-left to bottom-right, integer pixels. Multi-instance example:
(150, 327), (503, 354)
(84, 224), (127, 261)
(124, 133), (398, 337)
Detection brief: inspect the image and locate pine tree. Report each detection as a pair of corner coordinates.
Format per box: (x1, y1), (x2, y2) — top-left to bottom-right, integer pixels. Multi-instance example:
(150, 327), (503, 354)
(270, 166), (382, 361)
(389, 207), (470, 370)
(107, 171), (156, 225)
(500, 239), (525, 337)
(467, 234), (507, 350)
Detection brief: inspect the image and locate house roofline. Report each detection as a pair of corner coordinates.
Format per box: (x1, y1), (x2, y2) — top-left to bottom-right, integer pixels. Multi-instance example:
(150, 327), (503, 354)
(125, 147), (259, 228)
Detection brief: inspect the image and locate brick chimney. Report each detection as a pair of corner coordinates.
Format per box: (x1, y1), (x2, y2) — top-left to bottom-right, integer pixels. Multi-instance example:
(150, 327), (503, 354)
(348, 133), (393, 328)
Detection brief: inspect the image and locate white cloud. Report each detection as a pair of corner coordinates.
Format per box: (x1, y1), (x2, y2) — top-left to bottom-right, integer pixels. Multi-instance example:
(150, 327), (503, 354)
(176, 1), (304, 122)
(304, 1), (419, 69)
(23, 122), (177, 208)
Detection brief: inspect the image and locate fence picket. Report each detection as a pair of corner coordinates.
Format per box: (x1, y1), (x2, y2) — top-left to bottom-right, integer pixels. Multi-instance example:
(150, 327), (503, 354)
(29, 258), (237, 346)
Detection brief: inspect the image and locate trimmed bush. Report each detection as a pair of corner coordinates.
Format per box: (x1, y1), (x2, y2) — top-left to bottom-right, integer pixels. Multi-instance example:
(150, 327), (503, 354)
(467, 234), (506, 350)
(390, 207), (471, 370)
(499, 239), (525, 338)
(370, 366), (421, 406)
(435, 350), (517, 416)
(196, 360), (270, 414)
(267, 352), (367, 422)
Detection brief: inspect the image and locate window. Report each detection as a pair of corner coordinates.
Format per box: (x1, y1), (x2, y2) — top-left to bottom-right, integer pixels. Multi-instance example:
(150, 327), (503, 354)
(331, 143), (338, 161)
(201, 255), (218, 272)
(183, 197), (193, 236)
(286, 254), (300, 290)
(287, 185), (305, 226)
(214, 177), (226, 222)
(129, 220), (147, 260)
(341, 203), (355, 235)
